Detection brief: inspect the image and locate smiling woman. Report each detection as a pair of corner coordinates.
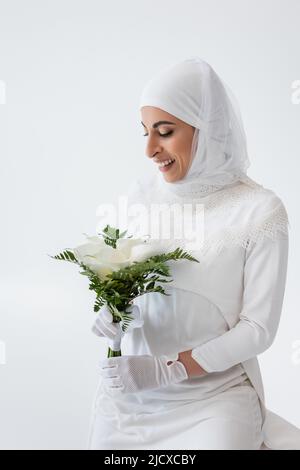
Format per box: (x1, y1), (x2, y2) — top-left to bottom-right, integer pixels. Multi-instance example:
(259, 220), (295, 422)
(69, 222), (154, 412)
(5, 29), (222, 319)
(140, 107), (195, 182)
(87, 57), (300, 450)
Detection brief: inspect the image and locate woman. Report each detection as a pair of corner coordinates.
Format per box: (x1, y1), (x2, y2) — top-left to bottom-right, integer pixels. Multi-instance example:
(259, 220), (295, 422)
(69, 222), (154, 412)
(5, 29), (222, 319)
(87, 57), (300, 450)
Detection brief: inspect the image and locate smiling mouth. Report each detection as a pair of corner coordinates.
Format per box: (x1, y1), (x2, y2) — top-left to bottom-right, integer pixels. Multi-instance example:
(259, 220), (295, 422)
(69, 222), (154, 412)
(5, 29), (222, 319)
(157, 158), (175, 168)
(158, 159), (176, 172)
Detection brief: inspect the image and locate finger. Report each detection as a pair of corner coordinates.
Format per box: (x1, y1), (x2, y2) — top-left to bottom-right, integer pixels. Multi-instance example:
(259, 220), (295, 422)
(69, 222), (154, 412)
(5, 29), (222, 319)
(91, 323), (116, 339)
(91, 324), (104, 337)
(100, 368), (119, 380)
(103, 382), (124, 394)
(93, 317), (119, 338)
(98, 312), (121, 334)
(129, 304), (140, 318)
(98, 358), (118, 370)
(127, 305), (144, 327)
(106, 376), (123, 388)
(100, 365), (119, 378)
(101, 306), (114, 323)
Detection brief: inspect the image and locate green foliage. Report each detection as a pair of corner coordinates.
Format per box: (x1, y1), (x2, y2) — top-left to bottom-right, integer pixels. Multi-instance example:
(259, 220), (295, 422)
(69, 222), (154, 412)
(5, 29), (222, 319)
(98, 224), (131, 249)
(50, 225), (199, 335)
(49, 249), (78, 264)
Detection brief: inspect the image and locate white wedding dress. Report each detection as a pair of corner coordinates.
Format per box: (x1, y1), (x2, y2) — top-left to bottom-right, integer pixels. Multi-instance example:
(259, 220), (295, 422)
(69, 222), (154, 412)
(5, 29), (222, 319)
(87, 287), (264, 450)
(87, 176), (300, 450)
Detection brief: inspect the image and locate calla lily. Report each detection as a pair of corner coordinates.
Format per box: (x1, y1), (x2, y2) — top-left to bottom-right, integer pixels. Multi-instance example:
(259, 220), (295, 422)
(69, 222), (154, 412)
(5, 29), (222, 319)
(73, 234), (148, 280)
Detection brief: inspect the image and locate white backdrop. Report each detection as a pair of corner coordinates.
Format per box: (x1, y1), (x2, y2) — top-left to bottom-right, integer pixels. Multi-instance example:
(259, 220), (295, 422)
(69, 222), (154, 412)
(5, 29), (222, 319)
(0, 0), (299, 450)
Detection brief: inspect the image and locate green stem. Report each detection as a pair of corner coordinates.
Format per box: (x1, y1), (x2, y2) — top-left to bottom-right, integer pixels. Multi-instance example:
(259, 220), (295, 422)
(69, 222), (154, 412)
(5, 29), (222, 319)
(107, 347), (122, 357)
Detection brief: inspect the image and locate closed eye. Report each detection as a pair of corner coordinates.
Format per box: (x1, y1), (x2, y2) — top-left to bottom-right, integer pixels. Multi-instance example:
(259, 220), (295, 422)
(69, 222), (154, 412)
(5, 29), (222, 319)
(143, 131), (173, 138)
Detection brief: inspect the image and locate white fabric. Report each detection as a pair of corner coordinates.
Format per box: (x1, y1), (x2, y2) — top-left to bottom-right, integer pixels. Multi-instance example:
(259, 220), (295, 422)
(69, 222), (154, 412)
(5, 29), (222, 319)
(87, 178), (300, 450)
(98, 353), (188, 394)
(91, 304), (121, 340)
(127, 171), (290, 256)
(87, 380), (264, 450)
(137, 56), (290, 259)
(87, 57), (300, 449)
(139, 57), (253, 197)
(92, 304), (144, 352)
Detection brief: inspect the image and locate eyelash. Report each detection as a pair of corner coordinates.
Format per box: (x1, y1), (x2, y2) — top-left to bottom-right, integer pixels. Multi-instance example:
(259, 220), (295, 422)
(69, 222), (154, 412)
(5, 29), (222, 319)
(143, 131), (174, 138)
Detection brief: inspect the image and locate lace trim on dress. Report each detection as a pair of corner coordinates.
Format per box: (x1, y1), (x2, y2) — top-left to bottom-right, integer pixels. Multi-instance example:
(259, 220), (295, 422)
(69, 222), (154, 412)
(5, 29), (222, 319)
(126, 176), (290, 256)
(196, 202), (290, 257)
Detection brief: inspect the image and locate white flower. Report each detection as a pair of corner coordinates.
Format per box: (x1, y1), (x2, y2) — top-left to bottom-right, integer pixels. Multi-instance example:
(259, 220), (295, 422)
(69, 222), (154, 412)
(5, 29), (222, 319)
(73, 234), (149, 280)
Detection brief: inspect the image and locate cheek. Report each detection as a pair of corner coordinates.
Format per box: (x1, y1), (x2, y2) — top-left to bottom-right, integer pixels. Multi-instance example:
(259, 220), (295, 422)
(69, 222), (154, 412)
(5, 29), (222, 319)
(170, 136), (185, 157)
(169, 135), (191, 169)
(175, 146), (190, 166)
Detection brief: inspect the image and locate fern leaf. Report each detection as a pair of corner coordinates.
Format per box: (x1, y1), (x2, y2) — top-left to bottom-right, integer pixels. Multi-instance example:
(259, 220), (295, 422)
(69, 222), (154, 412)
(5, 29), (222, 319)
(49, 250), (78, 263)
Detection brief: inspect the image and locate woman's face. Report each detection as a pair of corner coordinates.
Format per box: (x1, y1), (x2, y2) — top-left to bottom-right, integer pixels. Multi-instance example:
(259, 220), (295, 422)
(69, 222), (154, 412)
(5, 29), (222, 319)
(140, 106), (195, 183)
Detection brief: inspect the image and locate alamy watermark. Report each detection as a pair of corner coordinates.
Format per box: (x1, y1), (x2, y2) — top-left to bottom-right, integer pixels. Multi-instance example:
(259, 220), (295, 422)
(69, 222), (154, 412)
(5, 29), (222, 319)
(1, 80), (6, 361)
(0, 340), (6, 365)
(96, 196), (205, 251)
(0, 80), (6, 105)
(291, 80), (300, 104)
(291, 339), (300, 366)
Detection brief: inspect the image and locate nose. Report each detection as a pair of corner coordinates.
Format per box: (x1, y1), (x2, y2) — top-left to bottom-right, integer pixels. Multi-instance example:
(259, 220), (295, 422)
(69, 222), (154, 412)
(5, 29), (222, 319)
(145, 135), (163, 160)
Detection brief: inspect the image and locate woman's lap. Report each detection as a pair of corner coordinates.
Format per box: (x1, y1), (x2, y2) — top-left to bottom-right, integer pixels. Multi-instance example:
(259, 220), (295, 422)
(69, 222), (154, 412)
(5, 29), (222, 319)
(87, 382), (264, 450)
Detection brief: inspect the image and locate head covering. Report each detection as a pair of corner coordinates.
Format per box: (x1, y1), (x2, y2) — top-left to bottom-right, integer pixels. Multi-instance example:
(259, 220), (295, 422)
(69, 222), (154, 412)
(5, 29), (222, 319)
(121, 57), (288, 256)
(139, 56), (259, 198)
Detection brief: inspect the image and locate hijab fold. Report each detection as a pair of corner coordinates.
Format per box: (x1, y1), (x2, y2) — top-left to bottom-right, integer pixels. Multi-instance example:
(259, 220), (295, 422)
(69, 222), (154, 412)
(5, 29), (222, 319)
(125, 57), (289, 254)
(139, 57), (259, 198)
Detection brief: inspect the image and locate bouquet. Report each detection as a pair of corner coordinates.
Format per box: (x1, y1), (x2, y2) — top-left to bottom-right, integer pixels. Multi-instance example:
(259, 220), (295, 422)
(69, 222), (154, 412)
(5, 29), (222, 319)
(50, 225), (199, 358)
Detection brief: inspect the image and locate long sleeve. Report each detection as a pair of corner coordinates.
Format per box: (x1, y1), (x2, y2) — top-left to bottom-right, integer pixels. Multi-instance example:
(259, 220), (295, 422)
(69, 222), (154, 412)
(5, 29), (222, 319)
(191, 232), (289, 372)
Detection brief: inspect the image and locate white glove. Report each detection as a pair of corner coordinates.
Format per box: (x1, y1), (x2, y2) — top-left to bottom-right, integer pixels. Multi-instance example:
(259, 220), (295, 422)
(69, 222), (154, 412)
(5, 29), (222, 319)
(98, 353), (189, 394)
(91, 303), (143, 351)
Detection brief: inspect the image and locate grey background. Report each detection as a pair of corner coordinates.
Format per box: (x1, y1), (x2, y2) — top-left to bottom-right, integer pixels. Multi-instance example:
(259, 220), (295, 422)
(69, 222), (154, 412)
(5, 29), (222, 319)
(0, 0), (299, 450)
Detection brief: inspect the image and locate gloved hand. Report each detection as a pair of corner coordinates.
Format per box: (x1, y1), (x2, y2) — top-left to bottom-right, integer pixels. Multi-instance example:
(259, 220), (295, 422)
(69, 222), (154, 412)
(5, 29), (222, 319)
(91, 304), (121, 339)
(98, 353), (189, 394)
(91, 303), (143, 351)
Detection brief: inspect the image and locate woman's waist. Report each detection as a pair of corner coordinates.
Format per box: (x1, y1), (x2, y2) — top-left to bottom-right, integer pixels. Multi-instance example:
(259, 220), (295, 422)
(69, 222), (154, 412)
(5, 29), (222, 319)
(99, 363), (249, 411)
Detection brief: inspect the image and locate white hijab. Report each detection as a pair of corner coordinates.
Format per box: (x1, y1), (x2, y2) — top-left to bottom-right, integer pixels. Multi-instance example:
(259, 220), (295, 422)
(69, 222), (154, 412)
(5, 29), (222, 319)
(139, 56), (259, 198)
(124, 57), (289, 256)
(123, 59), (298, 450)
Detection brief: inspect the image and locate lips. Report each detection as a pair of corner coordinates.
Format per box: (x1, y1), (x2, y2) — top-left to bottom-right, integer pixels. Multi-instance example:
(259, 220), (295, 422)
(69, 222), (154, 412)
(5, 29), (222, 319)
(159, 159), (176, 172)
(157, 158), (176, 167)
(153, 157), (174, 163)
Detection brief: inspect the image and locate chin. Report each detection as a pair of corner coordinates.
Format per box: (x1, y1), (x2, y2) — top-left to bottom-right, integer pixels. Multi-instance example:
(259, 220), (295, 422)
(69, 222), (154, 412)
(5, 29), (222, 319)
(163, 174), (176, 182)
(163, 173), (181, 183)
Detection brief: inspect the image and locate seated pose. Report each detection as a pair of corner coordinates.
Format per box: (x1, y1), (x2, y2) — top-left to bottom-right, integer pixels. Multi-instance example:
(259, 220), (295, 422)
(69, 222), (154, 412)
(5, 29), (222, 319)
(87, 57), (300, 450)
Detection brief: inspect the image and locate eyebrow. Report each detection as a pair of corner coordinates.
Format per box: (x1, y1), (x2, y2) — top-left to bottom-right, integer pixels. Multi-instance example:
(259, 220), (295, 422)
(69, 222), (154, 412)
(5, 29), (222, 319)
(141, 120), (176, 129)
